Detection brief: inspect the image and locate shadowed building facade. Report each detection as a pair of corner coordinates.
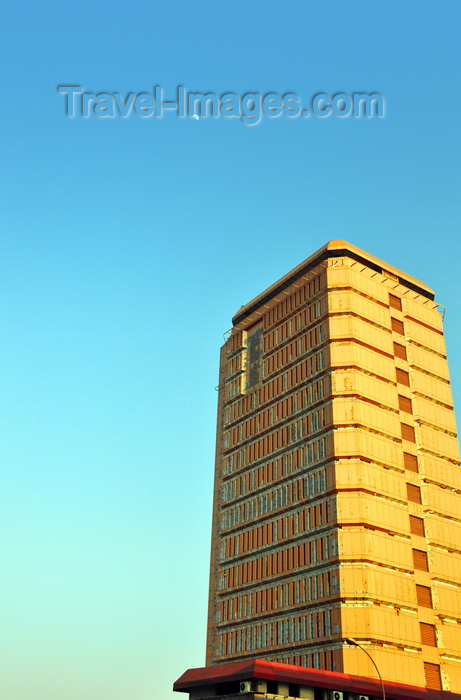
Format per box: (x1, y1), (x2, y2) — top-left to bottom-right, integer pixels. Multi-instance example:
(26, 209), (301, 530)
(205, 241), (461, 692)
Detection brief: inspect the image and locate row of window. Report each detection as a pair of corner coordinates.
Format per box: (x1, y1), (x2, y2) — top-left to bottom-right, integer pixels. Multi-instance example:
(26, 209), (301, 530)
(225, 389), (326, 436)
(226, 352), (242, 378)
(219, 497), (335, 561)
(263, 274), (324, 331)
(225, 274), (325, 362)
(225, 375), (246, 401)
(227, 369), (415, 453)
(227, 328), (245, 355)
(218, 535), (337, 591)
(263, 342), (326, 381)
(261, 287), (405, 367)
(220, 467), (328, 528)
(218, 571), (334, 623)
(225, 348), (326, 401)
(227, 285), (423, 360)
(225, 377), (327, 427)
(222, 432), (328, 476)
(217, 609), (333, 656)
(218, 535), (439, 592)
(271, 649), (337, 672)
(221, 453), (328, 503)
(264, 307), (324, 354)
(223, 404), (327, 451)
(218, 577), (433, 626)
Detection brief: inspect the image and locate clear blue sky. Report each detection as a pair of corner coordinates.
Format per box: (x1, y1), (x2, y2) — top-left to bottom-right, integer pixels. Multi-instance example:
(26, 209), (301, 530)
(0, 2), (460, 699)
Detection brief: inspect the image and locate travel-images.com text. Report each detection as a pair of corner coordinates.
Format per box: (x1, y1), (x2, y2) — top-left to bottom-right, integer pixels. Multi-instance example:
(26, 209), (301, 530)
(58, 87), (384, 124)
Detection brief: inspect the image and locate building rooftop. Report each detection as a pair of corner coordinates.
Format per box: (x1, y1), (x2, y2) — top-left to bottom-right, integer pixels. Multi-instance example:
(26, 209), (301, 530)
(232, 240), (435, 326)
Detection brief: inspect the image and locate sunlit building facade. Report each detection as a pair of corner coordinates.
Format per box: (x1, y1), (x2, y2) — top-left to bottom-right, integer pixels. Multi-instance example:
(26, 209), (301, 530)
(205, 241), (461, 692)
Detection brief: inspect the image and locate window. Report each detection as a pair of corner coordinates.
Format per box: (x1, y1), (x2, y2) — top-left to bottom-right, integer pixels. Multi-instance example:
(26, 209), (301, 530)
(392, 318), (405, 335)
(396, 368), (410, 386)
(413, 548), (429, 571)
(407, 483), (422, 503)
(394, 342), (407, 360)
(399, 395), (413, 413)
(402, 423), (416, 442)
(410, 515), (425, 537)
(424, 663), (441, 690)
(389, 294), (402, 311)
(416, 585), (432, 608)
(420, 622), (437, 646)
(404, 452), (419, 472)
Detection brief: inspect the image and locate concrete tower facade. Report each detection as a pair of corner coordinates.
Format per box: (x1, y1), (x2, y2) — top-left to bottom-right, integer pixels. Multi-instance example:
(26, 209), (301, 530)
(206, 241), (461, 692)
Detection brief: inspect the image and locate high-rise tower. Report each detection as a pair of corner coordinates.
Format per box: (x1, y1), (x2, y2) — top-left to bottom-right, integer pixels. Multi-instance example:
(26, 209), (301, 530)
(206, 241), (461, 692)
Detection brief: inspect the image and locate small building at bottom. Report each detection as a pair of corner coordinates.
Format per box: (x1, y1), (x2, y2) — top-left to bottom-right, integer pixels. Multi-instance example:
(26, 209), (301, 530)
(173, 659), (461, 700)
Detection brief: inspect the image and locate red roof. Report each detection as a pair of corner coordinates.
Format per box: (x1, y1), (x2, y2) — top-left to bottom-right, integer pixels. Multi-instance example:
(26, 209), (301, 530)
(173, 659), (459, 700)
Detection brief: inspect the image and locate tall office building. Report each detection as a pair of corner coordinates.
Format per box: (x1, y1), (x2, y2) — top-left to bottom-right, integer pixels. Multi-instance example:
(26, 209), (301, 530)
(206, 241), (461, 692)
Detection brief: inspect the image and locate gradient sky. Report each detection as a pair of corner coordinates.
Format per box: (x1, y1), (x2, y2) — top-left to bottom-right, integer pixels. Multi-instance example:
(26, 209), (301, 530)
(0, 2), (460, 699)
